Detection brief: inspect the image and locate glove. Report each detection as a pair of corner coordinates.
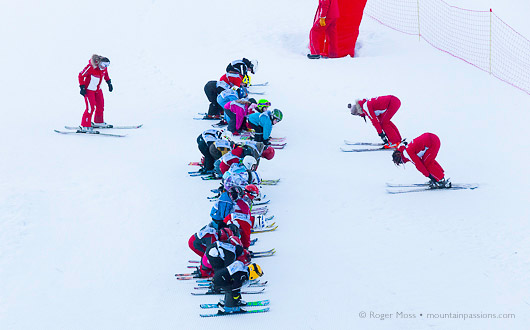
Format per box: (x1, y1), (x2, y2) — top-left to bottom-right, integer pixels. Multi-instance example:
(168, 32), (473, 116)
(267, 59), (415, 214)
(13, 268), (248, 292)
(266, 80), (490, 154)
(379, 132), (389, 144)
(79, 85), (87, 96)
(319, 17), (326, 27)
(106, 79), (113, 92)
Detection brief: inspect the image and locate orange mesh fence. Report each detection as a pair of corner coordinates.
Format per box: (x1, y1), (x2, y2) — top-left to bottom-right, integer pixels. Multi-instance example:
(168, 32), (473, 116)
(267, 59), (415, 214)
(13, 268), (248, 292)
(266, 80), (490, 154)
(364, 0), (530, 95)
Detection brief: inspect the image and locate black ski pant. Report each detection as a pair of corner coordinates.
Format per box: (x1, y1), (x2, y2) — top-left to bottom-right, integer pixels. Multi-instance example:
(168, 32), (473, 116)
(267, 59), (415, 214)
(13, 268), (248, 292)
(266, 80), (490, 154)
(212, 268), (243, 307)
(248, 122), (264, 142)
(204, 81), (223, 116)
(225, 109), (237, 133)
(197, 135), (215, 170)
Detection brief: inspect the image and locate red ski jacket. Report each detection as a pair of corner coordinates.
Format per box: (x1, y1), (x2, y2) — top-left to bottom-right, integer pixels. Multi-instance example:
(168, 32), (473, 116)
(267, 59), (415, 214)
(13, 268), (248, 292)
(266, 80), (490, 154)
(358, 95), (396, 135)
(78, 60), (110, 91)
(314, 0), (339, 21)
(397, 133), (441, 178)
(219, 72), (244, 89)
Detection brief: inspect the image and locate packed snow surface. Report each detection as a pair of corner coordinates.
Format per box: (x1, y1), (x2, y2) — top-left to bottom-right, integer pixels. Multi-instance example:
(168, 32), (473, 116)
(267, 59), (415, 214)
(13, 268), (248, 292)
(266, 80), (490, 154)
(1, 0), (529, 329)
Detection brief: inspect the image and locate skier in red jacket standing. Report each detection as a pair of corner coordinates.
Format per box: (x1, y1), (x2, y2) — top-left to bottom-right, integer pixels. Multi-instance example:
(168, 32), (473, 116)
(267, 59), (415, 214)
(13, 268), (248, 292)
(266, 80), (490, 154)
(308, 0), (339, 59)
(349, 95), (403, 147)
(391, 133), (452, 188)
(78, 54), (113, 133)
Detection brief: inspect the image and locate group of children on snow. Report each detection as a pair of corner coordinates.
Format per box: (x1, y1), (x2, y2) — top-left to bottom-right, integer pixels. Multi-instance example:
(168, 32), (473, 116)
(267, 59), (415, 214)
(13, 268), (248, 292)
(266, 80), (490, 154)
(204, 59), (283, 145)
(188, 59), (283, 313)
(349, 95), (451, 188)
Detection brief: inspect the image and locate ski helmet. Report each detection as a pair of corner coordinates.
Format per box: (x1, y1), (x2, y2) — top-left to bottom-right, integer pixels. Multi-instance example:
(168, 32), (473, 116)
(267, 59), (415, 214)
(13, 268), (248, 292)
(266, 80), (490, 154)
(261, 146), (275, 160)
(218, 227), (233, 242)
(257, 99), (271, 112)
(237, 87), (248, 99)
(221, 130), (233, 141)
(249, 59), (258, 74)
(241, 155), (257, 171)
(229, 235), (242, 247)
(244, 184), (260, 200)
(271, 109), (283, 122)
(392, 150), (404, 165)
(349, 99), (363, 116)
(98, 57), (110, 69)
(248, 263), (263, 280)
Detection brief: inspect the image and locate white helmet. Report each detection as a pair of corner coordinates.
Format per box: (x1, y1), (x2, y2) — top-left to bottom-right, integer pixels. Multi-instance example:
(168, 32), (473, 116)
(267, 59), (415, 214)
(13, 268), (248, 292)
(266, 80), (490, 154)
(221, 130), (233, 141)
(250, 59), (258, 74)
(242, 155), (257, 171)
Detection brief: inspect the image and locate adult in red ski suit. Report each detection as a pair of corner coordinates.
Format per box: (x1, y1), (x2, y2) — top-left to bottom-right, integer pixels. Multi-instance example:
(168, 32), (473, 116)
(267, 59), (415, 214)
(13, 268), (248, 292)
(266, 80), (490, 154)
(78, 54), (113, 128)
(392, 133), (451, 188)
(350, 95), (403, 146)
(309, 0), (339, 58)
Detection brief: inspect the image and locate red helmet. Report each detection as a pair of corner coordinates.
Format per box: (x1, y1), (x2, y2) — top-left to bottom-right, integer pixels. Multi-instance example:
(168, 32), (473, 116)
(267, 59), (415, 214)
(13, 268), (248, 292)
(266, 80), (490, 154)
(244, 184), (260, 200)
(229, 235), (242, 247)
(218, 227), (233, 242)
(261, 146), (275, 160)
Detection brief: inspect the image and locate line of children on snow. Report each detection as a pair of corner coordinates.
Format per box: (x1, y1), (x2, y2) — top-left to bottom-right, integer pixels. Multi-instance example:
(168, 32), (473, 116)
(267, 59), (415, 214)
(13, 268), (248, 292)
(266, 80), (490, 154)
(187, 58), (284, 314)
(349, 95), (451, 188)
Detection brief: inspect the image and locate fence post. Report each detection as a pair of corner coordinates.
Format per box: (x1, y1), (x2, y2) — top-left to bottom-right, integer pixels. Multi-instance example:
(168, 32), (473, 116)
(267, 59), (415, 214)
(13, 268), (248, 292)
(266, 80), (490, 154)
(417, 0), (421, 41)
(489, 9), (492, 74)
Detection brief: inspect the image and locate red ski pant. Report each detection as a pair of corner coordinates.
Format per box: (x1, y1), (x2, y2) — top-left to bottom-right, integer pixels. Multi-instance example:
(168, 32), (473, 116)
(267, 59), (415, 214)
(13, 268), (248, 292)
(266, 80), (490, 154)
(420, 134), (444, 181)
(377, 97), (402, 144)
(309, 18), (338, 57)
(81, 89), (105, 127)
(188, 235), (206, 257)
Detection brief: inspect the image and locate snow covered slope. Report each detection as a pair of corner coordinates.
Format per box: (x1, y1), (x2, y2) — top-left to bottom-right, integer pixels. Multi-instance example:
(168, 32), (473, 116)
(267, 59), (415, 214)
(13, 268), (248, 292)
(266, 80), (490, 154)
(1, 0), (528, 329)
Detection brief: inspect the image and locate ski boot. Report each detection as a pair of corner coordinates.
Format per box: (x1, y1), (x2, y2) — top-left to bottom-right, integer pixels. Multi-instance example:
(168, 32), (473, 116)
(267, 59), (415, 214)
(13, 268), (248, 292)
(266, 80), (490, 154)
(77, 126), (97, 134)
(429, 178), (452, 189)
(218, 299), (247, 308)
(197, 167), (214, 175)
(307, 54), (321, 59)
(191, 267), (202, 278)
(218, 305), (243, 314)
(92, 122), (112, 128)
(383, 142), (398, 149)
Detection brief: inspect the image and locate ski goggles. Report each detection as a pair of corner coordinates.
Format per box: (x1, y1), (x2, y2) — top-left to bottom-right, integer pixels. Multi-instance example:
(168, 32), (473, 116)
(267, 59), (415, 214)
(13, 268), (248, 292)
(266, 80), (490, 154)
(258, 101), (271, 108)
(99, 61), (110, 69)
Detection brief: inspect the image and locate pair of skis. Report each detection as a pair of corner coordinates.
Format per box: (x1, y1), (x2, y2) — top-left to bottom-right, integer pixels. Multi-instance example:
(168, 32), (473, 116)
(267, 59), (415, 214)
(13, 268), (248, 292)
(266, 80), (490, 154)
(340, 140), (394, 152)
(54, 124), (143, 137)
(386, 182), (479, 194)
(200, 302), (270, 317)
(247, 81), (269, 96)
(251, 222), (277, 233)
(195, 281), (268, 290)
(200, 299), (269, 309)
(261, 179), (280, 185)
(196, 287), (269, 317)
